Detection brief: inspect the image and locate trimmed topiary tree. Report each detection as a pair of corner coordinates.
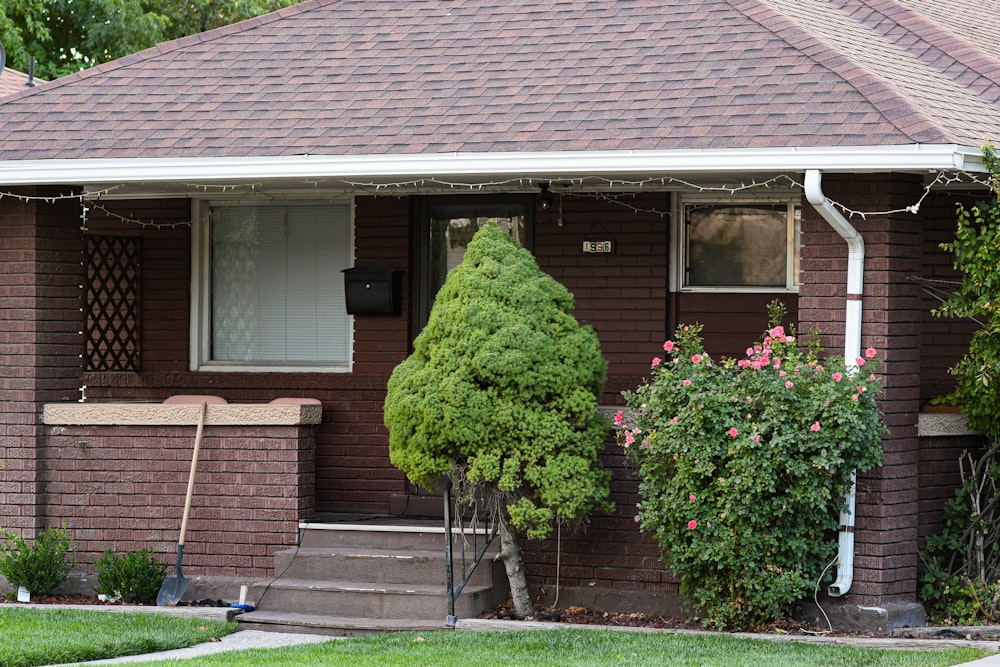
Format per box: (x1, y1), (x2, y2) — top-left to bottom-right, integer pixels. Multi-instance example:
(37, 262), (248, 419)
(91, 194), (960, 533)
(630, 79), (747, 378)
(384, 222), (612, 618)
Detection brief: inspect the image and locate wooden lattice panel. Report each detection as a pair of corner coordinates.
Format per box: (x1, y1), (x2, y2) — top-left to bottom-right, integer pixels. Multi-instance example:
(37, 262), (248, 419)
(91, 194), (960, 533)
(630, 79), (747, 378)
(85, 236), (141, 371)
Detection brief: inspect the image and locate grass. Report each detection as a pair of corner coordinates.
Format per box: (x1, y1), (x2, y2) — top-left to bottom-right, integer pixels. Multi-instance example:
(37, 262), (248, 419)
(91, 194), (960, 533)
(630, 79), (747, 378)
(0, 606), (237, 667)
(134, 629), (987, 667)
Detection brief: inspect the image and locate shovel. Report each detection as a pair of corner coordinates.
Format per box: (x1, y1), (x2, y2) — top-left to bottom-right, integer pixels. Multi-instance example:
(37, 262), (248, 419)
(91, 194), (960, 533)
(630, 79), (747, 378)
(157, 402), (207, 606)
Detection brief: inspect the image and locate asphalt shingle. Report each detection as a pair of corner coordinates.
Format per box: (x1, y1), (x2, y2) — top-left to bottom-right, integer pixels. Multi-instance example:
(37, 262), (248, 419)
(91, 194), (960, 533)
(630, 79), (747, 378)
(0, 0), (998, 162)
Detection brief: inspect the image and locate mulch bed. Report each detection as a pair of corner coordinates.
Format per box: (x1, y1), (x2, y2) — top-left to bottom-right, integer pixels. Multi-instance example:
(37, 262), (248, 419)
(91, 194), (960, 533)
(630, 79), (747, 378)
(480, 603), (828, 635)
(479, 603), (1000, 642)
(0, 593), (229, 607)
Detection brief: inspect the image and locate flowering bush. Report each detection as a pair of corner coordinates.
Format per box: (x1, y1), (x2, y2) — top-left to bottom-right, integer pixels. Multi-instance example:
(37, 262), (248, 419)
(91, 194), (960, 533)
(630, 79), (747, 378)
(618, 303), (886, 629)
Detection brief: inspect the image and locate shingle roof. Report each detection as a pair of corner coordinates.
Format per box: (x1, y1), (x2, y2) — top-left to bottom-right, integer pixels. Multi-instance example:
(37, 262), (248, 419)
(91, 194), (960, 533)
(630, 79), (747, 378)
(0, 67), (35, 96)
(0, 0), (998, 162)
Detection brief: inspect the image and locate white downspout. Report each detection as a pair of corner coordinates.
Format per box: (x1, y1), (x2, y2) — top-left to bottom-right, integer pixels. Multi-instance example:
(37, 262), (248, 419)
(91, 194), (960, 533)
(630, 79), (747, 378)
(804, 169), (864, 598)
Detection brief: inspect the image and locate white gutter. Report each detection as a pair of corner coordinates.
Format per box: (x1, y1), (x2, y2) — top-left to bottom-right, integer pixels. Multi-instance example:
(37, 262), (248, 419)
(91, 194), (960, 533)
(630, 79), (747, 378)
(804, 169), (864, 598)
(0, 144), (979, 186)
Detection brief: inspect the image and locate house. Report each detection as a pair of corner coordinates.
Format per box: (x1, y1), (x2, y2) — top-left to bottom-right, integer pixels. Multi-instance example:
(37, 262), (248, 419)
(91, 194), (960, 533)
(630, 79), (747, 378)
(0, 0), (997, 631)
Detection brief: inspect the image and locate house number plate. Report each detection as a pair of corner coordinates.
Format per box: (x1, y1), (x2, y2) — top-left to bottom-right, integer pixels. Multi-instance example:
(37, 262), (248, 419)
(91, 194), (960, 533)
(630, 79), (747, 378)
(582, 240), (614, 254)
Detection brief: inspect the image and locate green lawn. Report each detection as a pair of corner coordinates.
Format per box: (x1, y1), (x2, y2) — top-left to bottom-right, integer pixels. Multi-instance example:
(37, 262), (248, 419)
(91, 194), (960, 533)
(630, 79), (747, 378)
(0, 606), (237, 667)
(138, 628), (986, 667)
(0, 608), (989, 667)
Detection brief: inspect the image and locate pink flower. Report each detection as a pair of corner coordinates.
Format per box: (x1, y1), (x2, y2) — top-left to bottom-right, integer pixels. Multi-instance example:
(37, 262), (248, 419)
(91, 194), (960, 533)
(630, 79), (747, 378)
(856, 357), (867, 367)
(753, 434), (761, 444)
(746, 347), (754, 357)
(870, 374), (877, 382)
(865, 347), (877, 359)
(810, 421), (821, 432)
(625, 432), (635, 447)
(614, 410), (623, 426)
(779, 370), (787, 377)
(670, 417), (678, 425)
(852, 394), (859, 402)
(728, 427), (739, 438)
(689, 494), (696, 501)
(683, 379), (692, 386)
(643, 440), (651, 449)
(634, 515), (641, 523)
(687, 520), (698, 530)
(832, 372), (843, 383)
(770, 325), (785, 338)
(760, 357), (770, 367)
(651, 357), (662, 368)
(785, 380), (794, 389)
(664, 340), (675, 352)
(692, 354), (702, 364)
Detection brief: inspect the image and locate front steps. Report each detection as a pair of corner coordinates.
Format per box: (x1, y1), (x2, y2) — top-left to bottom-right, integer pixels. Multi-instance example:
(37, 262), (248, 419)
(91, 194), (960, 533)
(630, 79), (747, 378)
(238, 517), (508, 636)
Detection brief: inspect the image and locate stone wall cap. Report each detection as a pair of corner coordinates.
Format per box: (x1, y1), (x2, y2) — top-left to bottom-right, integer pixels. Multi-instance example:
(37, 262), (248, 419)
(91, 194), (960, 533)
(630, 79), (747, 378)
(43, 402), (322, 426)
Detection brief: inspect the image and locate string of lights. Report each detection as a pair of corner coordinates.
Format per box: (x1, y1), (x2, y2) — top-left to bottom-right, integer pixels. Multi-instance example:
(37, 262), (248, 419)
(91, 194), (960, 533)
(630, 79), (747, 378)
(0, 169), (992, 229)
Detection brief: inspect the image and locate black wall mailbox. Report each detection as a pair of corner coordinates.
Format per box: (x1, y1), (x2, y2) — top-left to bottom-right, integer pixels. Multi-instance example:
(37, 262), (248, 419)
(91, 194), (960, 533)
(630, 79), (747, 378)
(343, 268), (402, 315)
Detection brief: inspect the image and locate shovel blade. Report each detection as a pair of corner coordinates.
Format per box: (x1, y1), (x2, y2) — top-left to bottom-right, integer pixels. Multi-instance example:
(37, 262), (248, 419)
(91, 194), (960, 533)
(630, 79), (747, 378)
(157, 573), (190, 606)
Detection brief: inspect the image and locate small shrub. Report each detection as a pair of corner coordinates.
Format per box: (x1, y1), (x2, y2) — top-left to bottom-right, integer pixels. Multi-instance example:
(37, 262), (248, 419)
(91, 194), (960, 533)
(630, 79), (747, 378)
(0, 526), (75, 597)
(93, 548), (168, 603)
(618, 302), (886, 629)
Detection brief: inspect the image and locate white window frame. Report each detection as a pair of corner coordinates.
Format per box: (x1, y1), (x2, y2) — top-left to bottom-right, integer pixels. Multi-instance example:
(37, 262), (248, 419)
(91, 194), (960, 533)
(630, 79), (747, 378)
(671, 195), (800, 293)
(190, 198), (355, 373)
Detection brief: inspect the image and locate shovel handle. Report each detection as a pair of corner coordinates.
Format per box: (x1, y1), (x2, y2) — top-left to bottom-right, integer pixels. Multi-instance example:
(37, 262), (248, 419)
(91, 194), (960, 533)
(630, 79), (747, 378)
(178, 402), (207, 547)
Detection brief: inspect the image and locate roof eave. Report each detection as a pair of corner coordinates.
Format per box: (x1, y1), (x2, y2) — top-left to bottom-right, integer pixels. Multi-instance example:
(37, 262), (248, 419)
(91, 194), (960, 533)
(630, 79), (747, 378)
(0, 144), (984, 188)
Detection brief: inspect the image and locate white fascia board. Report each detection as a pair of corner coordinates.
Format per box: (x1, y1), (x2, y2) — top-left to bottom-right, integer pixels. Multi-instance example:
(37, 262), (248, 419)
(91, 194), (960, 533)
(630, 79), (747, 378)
(0, 144), (982, 186)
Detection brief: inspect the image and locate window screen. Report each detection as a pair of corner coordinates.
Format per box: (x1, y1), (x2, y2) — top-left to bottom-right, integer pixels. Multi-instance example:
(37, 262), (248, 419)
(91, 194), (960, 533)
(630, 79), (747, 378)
(685, 204), (793, 288)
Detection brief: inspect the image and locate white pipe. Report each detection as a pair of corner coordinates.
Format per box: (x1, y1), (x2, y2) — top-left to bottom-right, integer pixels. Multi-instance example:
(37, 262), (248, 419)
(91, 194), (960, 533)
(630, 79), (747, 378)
(804, 169), (864, 598)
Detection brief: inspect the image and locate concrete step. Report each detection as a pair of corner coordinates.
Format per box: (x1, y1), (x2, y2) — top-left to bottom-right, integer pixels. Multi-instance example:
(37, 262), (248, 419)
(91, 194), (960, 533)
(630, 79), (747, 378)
(299, 520), (497, 553)
(273, 546), (501, 587)
(249, 578), (503, 620)
(237, 610), (450, 637)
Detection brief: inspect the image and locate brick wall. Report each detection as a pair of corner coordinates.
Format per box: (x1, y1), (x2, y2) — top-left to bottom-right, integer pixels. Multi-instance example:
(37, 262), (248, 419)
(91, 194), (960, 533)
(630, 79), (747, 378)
(918, 190), (979, 403)
(0, 188), (84, 537)
(69, 192), (807, 600)
(3, 180), (985, 611)
(521, 443), (682, 613)
(533, 193), (669, 398)
(918, 431), (985, 543)
(39, 423), (313, 577)
(798, 173), (924, 604)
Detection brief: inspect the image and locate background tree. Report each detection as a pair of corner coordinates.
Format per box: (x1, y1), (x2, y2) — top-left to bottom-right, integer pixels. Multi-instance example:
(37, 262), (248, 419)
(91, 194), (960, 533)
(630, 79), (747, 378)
(384, 222), (613, 618)
(0, 0), (299, 81)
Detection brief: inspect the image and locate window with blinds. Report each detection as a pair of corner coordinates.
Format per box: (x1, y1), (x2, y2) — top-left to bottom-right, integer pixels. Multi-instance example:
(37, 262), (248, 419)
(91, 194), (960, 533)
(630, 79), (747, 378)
(195, 202), (352, 370)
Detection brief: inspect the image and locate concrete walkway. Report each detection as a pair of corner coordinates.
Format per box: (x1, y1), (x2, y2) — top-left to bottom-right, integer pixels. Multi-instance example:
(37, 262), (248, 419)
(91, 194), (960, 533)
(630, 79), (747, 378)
(13, 603), (1000, 665)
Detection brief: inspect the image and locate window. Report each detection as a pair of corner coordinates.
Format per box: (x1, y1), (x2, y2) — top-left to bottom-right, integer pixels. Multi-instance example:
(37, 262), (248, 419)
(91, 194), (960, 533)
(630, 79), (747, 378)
(680, 200), (800, 290)
(416, 195), (533, 328)
(192, 201), (353, 371)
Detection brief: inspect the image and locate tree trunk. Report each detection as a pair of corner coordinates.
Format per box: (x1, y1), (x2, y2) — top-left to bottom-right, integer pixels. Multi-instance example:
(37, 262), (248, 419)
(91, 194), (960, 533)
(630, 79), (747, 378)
(497, 517), (534, 618)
